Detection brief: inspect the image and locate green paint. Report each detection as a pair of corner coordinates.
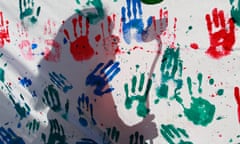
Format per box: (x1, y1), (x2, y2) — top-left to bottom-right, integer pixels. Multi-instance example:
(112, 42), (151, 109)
(106, 127), (120, 142)
(229, 138), (233, 143)
(43, 85), (61, 112)
(62, 99), (69, 120)
(197, 73), (203, 93)
(156, 84), (168, 98)
(76, 0), (80, 4)
(75, 0), (105, 24)
(141, 0), (164, 5)
(0, 53), (3, 57)
(19, 0), (41, 24)
(26, 119), (40, 134)
(188, 26), (192, 30)
(187, 77), (192, 95)
(9, 95), (30, 120)
(0, 68), (5, 82)
(124, 74), (152, 117)
(209, 78), (214, 85)
(160, 124), (193, 144)
(217, 89), (224, 96)
(230, 0), (240, 26)
(183, 97), (215, 126)
(216, 116), (224, 120)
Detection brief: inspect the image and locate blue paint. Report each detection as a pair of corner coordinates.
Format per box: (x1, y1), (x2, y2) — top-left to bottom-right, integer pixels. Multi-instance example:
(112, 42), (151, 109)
(19, 77), (32, 87)
(86, 60), (120, 96)
(31, 43), (38, 49)
(77, 93), (96, 127)
(0, 127), (25, 144)
(121, 0), (152, 44)
(49, 72), (73, 93)
(63, 38), (67, 44)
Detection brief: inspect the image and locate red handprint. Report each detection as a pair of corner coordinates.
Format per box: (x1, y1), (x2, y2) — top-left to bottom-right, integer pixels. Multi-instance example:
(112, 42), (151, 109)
(43, 20), (61, 62)
(0, 11), (10, 48)
(205, 8), (235, 59)
(99, 15), (120, 55)
(234, 86), (240, 123)
(64, 15), (94, 61)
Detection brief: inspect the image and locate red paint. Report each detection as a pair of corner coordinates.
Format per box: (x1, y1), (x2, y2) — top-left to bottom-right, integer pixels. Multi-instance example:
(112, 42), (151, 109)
(64, 15), (94, 61)
(44, 40), (61, 62)
(205, 8), (235, 59)
(0, 11), (10, 48)
(234, 86), (240, 123)
(190, 43), (199, 49)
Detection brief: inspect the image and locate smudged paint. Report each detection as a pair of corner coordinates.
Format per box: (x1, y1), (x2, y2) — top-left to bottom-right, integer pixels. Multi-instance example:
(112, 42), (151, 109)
(0, 11), (10, 48)
(124, 73), (152, 117)
(230, 0), (240, 26)
(19, 0), (41, 24)
(64, 15), (94, 61)
(75, 0), (105, 24)
(234, 86), (240, 123)
(160, 124), (193, 144)
(205, 8), (235, 59)
(86, 60), (120, 96)
(141, 0), (164, 4)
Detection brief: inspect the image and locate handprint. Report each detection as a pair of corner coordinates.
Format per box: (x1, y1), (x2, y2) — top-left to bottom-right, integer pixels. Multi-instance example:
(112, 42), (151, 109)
(234, 86), (240, 123)
(19, 0), (41, 24)
(155, 47), (183, 104)
(0, 127), (25, 144)
(103, 126), (120, 143)
(0, 11), (10, 48)
(160, 124), (193, 144)
(121, 0), (152, 44)
(43, 20), (61, 62)
(205, 8), (235, 59)
(76, 138), (98, 144)
(77, 93), (96, 127)
(182, 73), (217, 126)
(99, 15), (120, 55)
(75, 0), (105, 24)
(230, 0), (240, 26)
(64, 15), (95, 61)
(41, 119), (67, 144)
(26, 119), (40, 134)
(124, 73), (152, 117)
(49, 72), (73, 93)
(86, 60), (120, 96)
(129, 131), (147, 144)
(43, 85), (61, 112)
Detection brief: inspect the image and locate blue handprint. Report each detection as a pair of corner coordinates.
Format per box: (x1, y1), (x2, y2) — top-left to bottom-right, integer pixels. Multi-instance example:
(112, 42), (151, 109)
(0, 127), (25, 144)
(121, 0), (152, 44)
(77, 93), (96, 127)
(86, 60), (120, 96)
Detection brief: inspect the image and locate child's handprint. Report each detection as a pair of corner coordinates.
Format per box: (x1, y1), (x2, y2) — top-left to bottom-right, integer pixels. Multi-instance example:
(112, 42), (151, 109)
(49, 72), (73, 94)
(41, 119), (67, 144)
(43, 20), (61, 62)
(86, 60), (120, 96)
(19, 0), (41, 24)
(205, 8), (235, 59)
(0, 127), (25, 144)
(160, 124), (193, 144)
(129, 131), (147, 144)
(64, 15), (95, 61)
(0, 11), (10, 48)
(26, 119), (40, 135)
(121, 0), (152, 44)
(124, 73), (152, 117)
(230, 0), (240, 26)
(104, 126), (120, 143)
(77, 93), (96, 127)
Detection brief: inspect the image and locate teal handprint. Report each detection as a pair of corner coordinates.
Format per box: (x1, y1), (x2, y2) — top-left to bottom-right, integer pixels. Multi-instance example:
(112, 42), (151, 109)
(19, 0), (41, 24)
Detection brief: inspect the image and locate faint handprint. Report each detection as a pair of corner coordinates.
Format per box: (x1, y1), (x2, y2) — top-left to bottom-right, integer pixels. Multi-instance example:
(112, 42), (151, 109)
(19, 0), (41, 24)
(121, 0), (152, 44)
(77, 93), (96, 127)
(124, 73), (152, 117)
(86, 60), (120, 96)
(160, 124), (193, 144)
(0, 11), (10, 48)
(64, 15), (95, 61)
(205, 8), (235, 59)
(0, 127), (25, 144)
(129, 131), (147, 144)
(41, 119), (67, 144)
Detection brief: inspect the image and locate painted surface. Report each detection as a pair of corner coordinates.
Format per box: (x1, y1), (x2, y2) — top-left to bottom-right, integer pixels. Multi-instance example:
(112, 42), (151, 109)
(0, 0), (239, 143)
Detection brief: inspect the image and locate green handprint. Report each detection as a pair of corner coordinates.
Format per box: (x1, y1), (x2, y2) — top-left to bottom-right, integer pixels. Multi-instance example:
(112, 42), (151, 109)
(129, 131), (148, 144)
(124, 73), (152, 117)
(160, 124), (193, 144)
(230, 0), (240, 26)
(19, 0), (41, 24)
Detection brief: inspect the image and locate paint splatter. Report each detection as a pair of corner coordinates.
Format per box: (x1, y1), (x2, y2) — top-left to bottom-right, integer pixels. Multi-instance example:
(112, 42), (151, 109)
(141, 0), (164, 5)
(86, 60), (120, 96)
(0, 11), (10, 48)
(205, 8), (235, 59)
(124, 73), (152, 117)
(64, 15), (95, 61)
(190, 43), (199, 49)
(19, 0), (41, 24)
(19, 77), (32, 87)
